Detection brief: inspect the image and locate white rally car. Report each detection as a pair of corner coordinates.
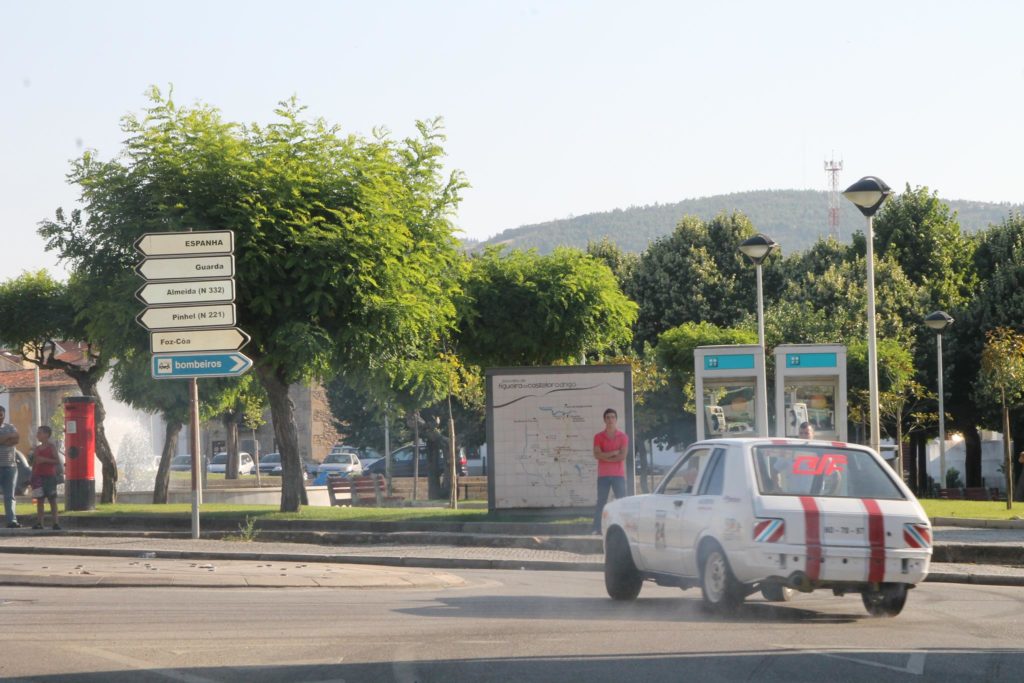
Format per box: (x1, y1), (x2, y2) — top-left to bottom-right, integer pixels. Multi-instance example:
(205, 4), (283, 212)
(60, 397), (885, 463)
(602, 438), (932, 617)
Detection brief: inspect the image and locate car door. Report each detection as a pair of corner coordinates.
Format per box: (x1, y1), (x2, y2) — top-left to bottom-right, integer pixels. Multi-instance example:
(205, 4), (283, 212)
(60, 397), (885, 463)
(644, 447), (713, 573)
(676, 447), (728, 576)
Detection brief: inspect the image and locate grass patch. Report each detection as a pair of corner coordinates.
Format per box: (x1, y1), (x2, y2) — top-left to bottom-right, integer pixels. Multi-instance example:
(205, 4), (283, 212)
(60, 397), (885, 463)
(21, 502), (589, 525)
(919, 499), (1024, 521)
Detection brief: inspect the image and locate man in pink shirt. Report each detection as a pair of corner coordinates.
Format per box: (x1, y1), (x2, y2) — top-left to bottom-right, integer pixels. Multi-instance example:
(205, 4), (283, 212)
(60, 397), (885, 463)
(592, 408), (629, 534)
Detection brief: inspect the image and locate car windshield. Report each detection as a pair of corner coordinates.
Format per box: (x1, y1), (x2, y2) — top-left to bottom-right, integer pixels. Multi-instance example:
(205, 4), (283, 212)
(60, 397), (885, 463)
(211, 453), (228, 465)
(260, 453), (281, 464)
(753, 444), (905, 500)
(324, 453), (354, 464)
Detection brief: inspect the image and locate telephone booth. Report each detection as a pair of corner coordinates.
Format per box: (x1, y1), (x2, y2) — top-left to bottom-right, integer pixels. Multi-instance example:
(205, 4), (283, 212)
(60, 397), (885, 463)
(694, 345), (767, 440)
(774, 344), (848, 442)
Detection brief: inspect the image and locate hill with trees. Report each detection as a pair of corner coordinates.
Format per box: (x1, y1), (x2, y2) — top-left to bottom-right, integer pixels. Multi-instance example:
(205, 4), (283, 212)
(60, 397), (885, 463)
(474, 189), (1022, 256)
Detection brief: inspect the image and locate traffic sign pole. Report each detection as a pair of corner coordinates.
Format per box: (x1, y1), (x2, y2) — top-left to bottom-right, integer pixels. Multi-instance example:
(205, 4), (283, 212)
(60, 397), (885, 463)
(190, 377), (201, 539)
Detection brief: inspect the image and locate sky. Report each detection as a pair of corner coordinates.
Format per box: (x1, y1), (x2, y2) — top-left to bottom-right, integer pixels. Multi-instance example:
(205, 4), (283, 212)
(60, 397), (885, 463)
(2, 0), (1023, 283)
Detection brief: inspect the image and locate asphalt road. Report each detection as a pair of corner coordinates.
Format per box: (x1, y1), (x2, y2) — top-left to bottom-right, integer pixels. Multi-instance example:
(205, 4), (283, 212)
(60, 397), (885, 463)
(3, 569), (1024, 682)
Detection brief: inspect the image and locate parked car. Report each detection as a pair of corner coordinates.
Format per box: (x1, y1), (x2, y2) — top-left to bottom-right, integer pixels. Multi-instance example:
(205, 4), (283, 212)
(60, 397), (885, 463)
(207, 452), (255, 475)
(355, 447), (383, 471)
(169, 455), (192, 472)
(317, 448), (362, 477)
(601, 437), (932, 617)
(364, 443), (468, 477)
(258, 452), (283, 475)
(466, 444), (487, 476)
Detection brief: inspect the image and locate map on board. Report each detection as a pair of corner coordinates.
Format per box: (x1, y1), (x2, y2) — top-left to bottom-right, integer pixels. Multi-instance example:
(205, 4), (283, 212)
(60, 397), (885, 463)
(488, 368), (631, 510)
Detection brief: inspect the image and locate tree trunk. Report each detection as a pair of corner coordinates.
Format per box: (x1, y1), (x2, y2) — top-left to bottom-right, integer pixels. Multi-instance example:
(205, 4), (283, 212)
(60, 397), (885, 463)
(895, 419), (905, 481)
(152, 419), (182, 504)
(636, 440), (650, 493)
(1002, 391), (1013, 509)
(961, 423), (982, 488)
(257, 365), (307, 512)
(917, 436), (933, 493)
(224, 413), (239, 480)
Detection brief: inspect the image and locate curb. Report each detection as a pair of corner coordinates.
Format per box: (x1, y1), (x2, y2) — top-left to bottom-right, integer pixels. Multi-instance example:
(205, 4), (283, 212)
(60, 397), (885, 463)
(0, 545), (602, 573)
(933, 516), (1024, 529)
(1, 545), (1022, 586)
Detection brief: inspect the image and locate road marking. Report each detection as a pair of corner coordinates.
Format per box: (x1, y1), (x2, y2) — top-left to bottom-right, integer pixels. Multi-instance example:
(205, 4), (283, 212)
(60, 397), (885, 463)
(771, 645), (927, 675)
(65, 645), (220, 683)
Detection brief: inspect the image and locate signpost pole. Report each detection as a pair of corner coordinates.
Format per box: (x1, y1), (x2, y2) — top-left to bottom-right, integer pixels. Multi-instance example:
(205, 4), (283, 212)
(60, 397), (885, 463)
(190, 377), (201, 539)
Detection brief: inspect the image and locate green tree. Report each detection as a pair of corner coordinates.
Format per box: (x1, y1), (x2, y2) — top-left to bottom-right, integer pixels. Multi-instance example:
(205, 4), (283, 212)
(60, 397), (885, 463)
(456, 247), (637, 367)
(0, 271), (121, 502)
(873, 185), (976, 313)
(977, 327), (1024, 508)
(586, 237), (639, 289)
(38, 89), (466, 512)
(626, 212), (764, 347)
(943, 214), (1024, 486)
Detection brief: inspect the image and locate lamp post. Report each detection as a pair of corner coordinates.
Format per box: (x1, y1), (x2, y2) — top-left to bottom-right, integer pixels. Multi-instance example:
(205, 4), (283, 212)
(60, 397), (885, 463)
(843, 176), (892, 454)
(739, 233), (778, 437)
(925, 311), (954, 490)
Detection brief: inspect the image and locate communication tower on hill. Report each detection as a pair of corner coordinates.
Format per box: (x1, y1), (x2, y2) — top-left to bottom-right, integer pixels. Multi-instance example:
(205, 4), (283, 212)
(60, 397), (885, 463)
(825, 156), (843, 240)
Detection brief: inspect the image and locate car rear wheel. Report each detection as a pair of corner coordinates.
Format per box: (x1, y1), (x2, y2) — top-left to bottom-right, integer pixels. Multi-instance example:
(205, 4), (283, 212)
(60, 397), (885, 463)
(700, 543), (743, 613)
(604, 530), (642, 601)
(862, 583), (908, 617)
(760, 584), (795, 602)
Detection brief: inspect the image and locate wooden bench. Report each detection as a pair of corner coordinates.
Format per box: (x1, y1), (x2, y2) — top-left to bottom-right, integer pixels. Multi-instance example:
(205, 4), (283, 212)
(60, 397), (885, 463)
(964, 487), (991, 501)
(326, 474), (403, 507)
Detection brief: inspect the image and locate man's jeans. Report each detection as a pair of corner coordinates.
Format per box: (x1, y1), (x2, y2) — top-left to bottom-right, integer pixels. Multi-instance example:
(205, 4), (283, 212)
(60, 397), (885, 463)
(593, 475), (626, 532)
(0, 465), (17, 525)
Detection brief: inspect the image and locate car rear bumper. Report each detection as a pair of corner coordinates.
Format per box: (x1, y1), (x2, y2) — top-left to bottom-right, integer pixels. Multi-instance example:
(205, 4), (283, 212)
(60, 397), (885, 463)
(732, 544), (931, 586)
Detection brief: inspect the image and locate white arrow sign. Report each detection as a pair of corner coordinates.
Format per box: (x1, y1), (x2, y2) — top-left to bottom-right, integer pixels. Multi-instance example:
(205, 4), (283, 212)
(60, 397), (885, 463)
(137, 304), (236, 331)
(150, 327), (250, 353)
(135, 230), (234, 257)
(136, 255), (235, 281)
(135, 279), (235, 306)
(151, 351), (253, 379)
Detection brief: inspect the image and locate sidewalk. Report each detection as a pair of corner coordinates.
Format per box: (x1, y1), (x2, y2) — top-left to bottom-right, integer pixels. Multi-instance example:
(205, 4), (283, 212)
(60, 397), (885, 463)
(0, 523), (1022, 588)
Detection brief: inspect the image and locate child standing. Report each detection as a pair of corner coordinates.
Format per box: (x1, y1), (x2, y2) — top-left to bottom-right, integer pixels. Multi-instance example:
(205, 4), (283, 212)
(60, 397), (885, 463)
(29, 426), (60, 530)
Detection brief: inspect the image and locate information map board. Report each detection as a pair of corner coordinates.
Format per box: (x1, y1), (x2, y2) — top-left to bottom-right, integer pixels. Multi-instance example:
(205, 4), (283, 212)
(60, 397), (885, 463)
(485, 365), (633, 511)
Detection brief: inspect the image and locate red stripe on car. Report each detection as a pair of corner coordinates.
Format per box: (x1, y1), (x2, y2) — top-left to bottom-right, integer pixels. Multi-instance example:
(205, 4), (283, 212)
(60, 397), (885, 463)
(799, 496), (822, 581)
(862, 498), (886, 583)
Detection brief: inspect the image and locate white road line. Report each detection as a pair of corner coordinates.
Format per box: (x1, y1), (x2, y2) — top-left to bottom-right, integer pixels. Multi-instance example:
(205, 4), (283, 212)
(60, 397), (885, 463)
(770, 644), (927, 675)
(816, 649), (926, 675)
(64, 644), (220, 683)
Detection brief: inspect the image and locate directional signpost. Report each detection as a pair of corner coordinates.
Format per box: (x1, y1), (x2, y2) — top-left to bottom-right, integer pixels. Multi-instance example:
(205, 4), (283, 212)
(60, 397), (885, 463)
(136, 303), (236, 331)
(136, 279), (235, 306)
(152, 352), (253, 378)
(135, 229), (251, 540)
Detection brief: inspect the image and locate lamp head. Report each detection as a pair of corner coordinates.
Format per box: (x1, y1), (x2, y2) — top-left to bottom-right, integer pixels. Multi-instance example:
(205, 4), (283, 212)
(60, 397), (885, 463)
(738, 233), (778, 264)
(843, 176), (892, 217)
(924, 310), (954, 333)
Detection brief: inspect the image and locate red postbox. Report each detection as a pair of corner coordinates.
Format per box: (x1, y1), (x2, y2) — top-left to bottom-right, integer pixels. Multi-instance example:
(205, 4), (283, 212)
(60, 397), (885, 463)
(63, 396), (96, 511)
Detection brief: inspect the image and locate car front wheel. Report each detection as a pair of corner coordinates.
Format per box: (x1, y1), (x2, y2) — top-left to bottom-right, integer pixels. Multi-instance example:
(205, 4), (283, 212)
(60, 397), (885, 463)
(700, 543), (743, 613)
(604, 529), (642, 601)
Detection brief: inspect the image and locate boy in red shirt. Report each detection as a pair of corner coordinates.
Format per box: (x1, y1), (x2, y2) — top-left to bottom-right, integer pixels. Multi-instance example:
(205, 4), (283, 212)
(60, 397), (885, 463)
(29, 426), (61, 530)
(592, 408), (628, 534)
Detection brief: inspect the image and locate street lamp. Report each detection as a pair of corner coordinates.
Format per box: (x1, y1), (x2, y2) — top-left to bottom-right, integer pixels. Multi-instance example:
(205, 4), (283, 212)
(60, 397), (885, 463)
(739, 233), (779, 437)
(843, 176), (892, 454)
(925, 310), (954, 490)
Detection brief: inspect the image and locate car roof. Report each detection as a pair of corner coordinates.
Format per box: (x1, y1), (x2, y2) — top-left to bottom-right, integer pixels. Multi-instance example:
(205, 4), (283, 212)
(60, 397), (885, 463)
(689, 437), (876, 454)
